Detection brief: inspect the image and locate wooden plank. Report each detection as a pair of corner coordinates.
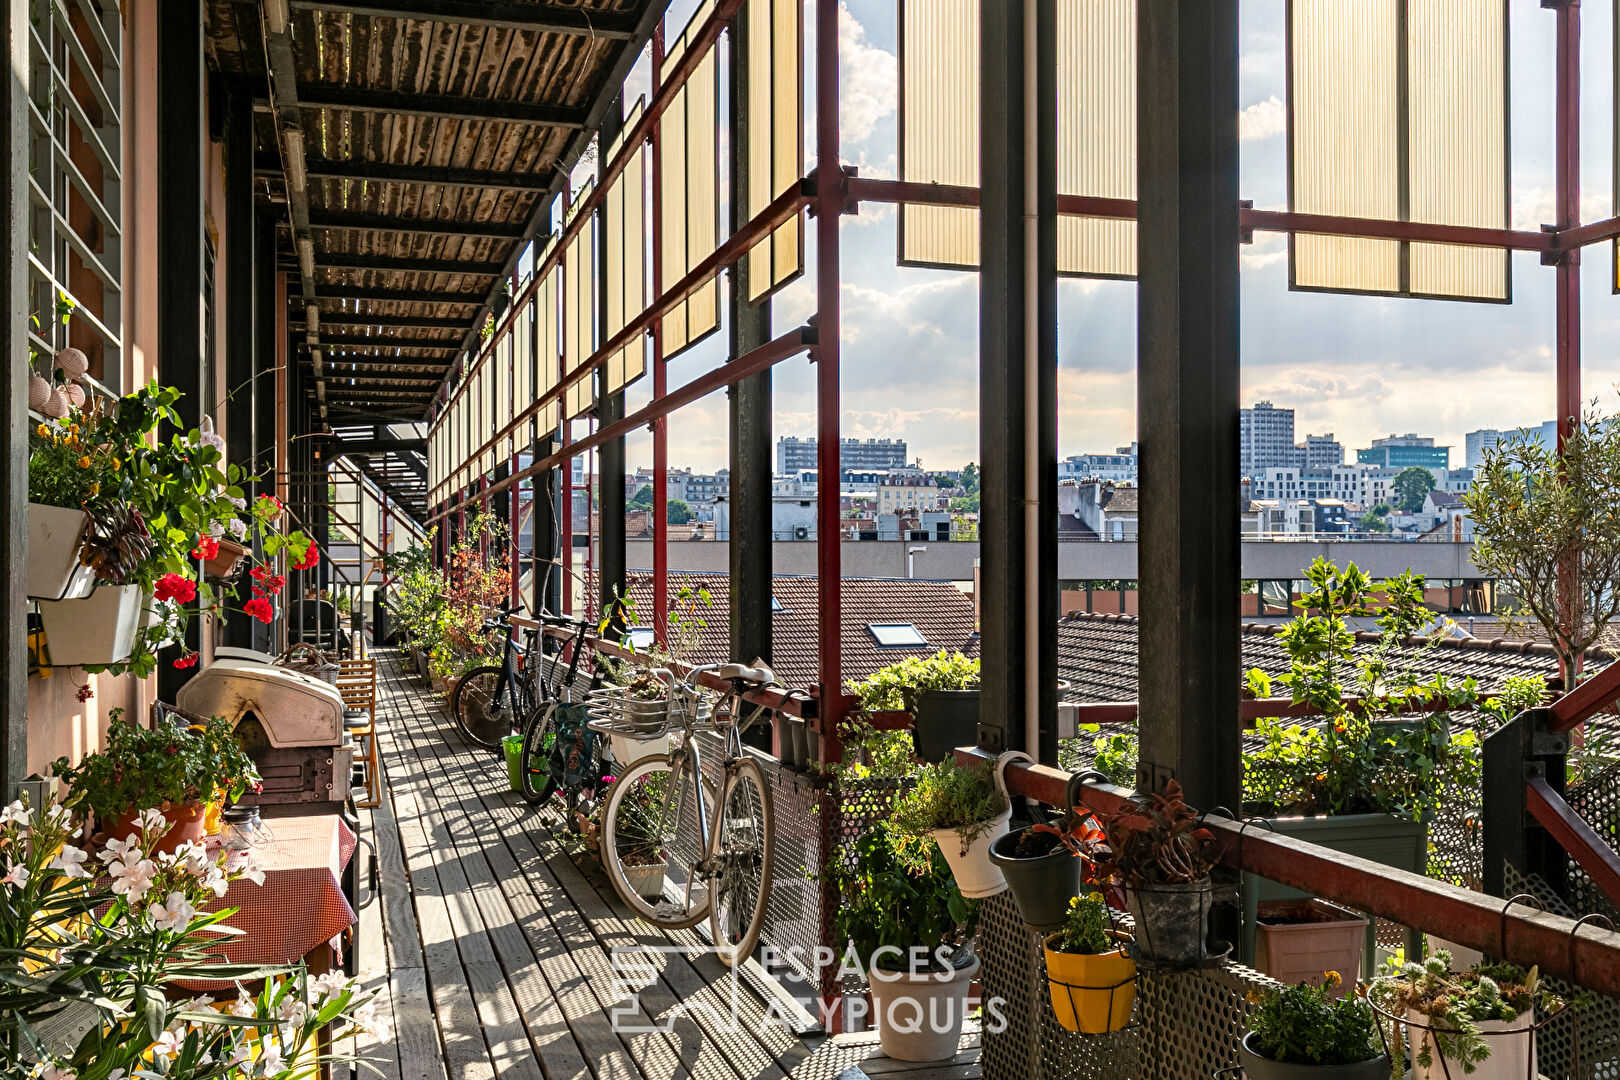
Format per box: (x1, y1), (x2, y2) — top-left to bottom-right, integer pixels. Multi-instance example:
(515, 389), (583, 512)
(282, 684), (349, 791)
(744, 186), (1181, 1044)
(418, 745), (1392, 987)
(389, 967), (451, 1080)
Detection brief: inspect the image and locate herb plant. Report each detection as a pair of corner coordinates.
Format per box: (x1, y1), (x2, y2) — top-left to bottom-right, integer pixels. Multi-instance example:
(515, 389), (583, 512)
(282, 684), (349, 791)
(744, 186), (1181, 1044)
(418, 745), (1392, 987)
(1367, 951), (1561, 1074)
(50, 709), (256, 821)
(889, 758), (1007, 866)
(1247, 974), (1380, 1066)
(829, 825), (976, 974)
(1049, 892), (1114, 956)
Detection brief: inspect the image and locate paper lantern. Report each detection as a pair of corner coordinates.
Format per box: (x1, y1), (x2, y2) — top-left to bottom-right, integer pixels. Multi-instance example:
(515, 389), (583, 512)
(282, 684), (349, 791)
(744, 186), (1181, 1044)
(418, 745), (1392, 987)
(28, 373), (50, 410)
(54, 347), (88, 379)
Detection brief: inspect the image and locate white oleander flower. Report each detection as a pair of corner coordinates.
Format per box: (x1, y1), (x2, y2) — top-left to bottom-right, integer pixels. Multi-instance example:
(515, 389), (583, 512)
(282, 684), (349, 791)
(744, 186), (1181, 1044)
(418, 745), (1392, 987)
(2, 861), (30, 888)
(147, 890), (196, 932)
(48, 845), (89, 879)
(138, 807), (168, 833)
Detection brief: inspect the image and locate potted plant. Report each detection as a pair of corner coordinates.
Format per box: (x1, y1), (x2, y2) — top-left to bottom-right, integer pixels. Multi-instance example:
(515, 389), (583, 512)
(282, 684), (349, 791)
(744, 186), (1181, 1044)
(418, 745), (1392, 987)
(1255, 900), (1369, 996)
(196, 714), (262, 835)
(846, 651), (980, 763)
(1368, 952), (1559, 1080)
(987, 772), (1105, 930)
(1042, 891), (1135, 1034)
(1095, 780), (1220, 967)
(889, 756), (1011, 898)
(1238, 974), (1389, 1079)
(830, 825), (979, 1062)
(1240, 560), (1487, 973)
(50, 710), (223, 853)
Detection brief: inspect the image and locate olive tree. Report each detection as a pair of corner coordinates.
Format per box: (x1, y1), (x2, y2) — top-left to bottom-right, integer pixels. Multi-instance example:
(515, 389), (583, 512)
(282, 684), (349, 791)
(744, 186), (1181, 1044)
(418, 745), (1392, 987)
(1461, 406), (1620, 681)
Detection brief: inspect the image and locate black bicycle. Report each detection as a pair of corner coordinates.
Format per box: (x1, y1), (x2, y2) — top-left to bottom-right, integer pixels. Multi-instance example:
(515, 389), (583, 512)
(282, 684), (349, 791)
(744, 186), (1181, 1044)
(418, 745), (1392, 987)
(450, 606), (540, 751)
(517, 613), (605, 814)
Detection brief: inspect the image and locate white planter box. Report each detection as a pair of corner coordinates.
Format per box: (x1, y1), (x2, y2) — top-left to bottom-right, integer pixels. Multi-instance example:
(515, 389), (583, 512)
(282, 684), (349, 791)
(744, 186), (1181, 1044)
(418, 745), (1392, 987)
(1410, 1009), (1535, 1080)
(624, 859), (667, 897)
(610, 731), (673, 765)
(37, 585), (146, 666)
(26, 503), (93, 601)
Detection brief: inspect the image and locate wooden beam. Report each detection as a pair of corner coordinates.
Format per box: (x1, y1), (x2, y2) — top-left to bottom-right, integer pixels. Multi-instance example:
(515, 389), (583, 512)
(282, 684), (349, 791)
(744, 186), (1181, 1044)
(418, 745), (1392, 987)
(299, 335), (459, 351)
(298, 286), (485, 305)
(306, 209), (526, 240)
(292, 313), (467, 330)
(286, 0), (638, 38)
(292, 84), (587, 129)
(297, 252), (506, 276)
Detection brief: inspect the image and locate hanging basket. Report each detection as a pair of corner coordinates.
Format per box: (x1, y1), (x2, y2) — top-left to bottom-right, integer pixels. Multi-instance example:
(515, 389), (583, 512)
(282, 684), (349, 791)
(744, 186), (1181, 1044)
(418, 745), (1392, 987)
(990, 826), (1086, 931)
(26, 502), (95, 601)
(204, 537), (249, 581)
(1042, 929), (1137, 1035)
(1124, 877), (1215, 968)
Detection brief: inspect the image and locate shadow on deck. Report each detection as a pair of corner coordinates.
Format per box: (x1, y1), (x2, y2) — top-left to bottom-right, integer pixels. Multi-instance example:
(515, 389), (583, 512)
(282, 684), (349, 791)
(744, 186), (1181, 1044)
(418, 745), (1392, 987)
(350, 650), (981, 1080)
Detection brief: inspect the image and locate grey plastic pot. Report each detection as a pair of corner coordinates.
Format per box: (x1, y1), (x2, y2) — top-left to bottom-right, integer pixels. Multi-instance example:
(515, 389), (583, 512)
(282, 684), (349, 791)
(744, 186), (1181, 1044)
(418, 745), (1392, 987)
(1236, 1032), (1391, 1080)
(906, 688), (980, 763)
(1124, 878), (1213, 967)
(987, 827), (1085, 931)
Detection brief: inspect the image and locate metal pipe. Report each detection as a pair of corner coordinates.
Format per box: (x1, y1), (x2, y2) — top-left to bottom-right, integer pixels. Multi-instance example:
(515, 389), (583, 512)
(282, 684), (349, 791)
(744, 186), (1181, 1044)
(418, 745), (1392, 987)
(1527, 776), (1620, 907)
(652, 24), (669, 644)
(1021, 0), (1041, 762)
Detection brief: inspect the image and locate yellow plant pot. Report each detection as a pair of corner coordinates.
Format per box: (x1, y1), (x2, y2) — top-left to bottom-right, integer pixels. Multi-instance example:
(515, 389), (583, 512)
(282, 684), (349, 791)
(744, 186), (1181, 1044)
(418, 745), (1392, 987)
(1042, 933), (1136, 1034)
(203, 799), (224, 836)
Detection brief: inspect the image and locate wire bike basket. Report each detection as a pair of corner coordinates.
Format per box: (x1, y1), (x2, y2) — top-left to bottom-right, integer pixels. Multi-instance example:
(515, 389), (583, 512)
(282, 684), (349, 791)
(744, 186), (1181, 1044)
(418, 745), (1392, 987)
(586, 679), (713, 742)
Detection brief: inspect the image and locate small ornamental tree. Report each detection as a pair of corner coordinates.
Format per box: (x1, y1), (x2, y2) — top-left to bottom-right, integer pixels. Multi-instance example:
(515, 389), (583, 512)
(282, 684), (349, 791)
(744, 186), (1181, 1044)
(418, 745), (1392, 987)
(1462, 404), (1620, 682)
(1393, 466), (1436, 513)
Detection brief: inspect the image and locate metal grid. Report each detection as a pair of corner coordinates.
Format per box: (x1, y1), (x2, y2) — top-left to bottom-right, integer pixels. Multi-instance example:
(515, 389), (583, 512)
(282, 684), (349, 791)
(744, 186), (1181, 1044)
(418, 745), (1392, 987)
(26, 0), (123, 388)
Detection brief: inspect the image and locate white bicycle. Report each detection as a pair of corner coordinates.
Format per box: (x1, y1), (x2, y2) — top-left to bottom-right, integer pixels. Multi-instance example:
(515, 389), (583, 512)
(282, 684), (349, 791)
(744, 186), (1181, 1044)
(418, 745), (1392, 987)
(591, 662), (787, 968)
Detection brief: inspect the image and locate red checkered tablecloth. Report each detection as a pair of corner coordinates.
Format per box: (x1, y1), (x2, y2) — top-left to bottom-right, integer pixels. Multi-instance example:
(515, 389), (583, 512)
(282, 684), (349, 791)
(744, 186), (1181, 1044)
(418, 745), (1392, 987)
(182, 810), (357, 988)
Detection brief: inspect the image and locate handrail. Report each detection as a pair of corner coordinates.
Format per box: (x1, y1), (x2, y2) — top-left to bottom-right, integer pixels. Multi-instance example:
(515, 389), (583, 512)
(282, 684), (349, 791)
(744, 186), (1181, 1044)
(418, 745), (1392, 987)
(957, 747), (1620, 997)
(1550, 661), (1620, 732)
(1526, 775), (1620, 909)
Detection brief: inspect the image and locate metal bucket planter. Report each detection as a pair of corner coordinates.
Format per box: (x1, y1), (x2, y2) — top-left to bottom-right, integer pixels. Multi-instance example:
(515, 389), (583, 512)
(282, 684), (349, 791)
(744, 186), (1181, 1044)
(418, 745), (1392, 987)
(867, 953), (979, 1062)
(1042, 930), (1136, 1034)
(988, 826), (1085, 931)
(37, 585), (146, 666)
(1235, 1032), (1391, 1080)
(26, 502), (94, 601)
(1124, 878), (1213, 967)
(907, 688), (979, 763)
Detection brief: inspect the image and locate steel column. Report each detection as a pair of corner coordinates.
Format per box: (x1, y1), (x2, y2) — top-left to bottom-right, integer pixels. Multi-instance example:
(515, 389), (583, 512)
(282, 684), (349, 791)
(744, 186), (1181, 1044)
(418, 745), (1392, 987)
(1552, 0), (1581, 445)
(222, 88), (257, 649)
(1134, 0), (1242, 811)
(597, 98), (628, 635)
(1483, 708), (1571, 901)
(156, 0), (206, 701)
(729, 0), (773, 668)
(2, 0), (28, 795)
(253, 214), (281, 651)
(651, 27), (670, 642)
(813, 0), (844, 759)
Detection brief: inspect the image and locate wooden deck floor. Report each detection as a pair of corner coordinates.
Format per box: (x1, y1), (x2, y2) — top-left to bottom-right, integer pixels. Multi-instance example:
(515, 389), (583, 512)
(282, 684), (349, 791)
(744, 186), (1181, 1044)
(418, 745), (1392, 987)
(349, 652), (981, 1080)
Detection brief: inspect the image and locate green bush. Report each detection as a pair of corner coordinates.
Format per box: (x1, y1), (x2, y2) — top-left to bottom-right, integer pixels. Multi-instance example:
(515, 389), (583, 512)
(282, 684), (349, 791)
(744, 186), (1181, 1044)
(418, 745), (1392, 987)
(1049, 892), (1114, 956)
(1247, 976), (1379, 1066)
(829, 825), (976, 974)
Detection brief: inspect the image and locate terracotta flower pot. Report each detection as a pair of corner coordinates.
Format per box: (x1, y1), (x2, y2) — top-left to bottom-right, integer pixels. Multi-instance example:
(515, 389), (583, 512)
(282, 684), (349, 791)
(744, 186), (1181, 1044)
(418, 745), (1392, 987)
(204, 537), (249, 580)
(101, 800), (208, 855)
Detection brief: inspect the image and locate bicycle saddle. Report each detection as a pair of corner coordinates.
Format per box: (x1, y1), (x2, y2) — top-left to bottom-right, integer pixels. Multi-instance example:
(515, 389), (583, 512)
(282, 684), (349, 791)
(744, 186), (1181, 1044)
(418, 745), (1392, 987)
(716, 661), (775, 686)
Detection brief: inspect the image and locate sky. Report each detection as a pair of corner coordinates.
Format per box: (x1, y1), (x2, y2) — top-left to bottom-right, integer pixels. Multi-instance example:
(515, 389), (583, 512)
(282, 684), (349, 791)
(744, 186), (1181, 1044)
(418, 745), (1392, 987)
(571, 0), (1620, 477)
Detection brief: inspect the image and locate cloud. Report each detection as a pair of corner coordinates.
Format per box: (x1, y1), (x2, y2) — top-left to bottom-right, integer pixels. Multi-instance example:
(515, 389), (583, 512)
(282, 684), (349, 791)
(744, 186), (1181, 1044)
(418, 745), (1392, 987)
(839, 3), (898, 144)
(1511, 185), (1610, 231)
(1239, 96), (1285, 142)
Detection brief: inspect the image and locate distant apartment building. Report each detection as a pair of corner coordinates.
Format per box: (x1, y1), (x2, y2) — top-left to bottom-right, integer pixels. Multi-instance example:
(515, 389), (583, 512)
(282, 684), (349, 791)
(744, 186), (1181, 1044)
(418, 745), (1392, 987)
(667, 468), (729, 505)
(876, 476), (942, 513)
(1466, 421), (1559, 466)
(1356, 434), (1450, 470)
(1240, 400), (1303, 476)
(1059, 443), (1139, 484)
(1301, 433), (1343, 468)
(777, 436), (909, 475)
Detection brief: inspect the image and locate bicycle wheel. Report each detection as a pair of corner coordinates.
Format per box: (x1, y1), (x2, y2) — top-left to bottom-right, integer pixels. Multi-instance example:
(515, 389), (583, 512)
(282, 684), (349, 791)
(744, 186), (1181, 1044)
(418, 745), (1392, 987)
(707, 757), (774, 968)
(600, 753), (713, 930)
(451, 665), (514, 751)
(518, 702), (561, 806)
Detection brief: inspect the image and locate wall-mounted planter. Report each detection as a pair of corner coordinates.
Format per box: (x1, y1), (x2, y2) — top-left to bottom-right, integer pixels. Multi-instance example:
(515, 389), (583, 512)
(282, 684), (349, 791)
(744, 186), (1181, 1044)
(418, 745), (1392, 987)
(26, 503), (94, 601)
(988, 826), (1085, 931)
(205, 537), (249, 580)
(907, 689), (980, 763)
(1408, 1010), (1533, 1080)
(37, 585), (145, 667)
(931, 806), (1011, 898)
(1125, 878), (1213, 967)
(1042, 930), (1136, 1034)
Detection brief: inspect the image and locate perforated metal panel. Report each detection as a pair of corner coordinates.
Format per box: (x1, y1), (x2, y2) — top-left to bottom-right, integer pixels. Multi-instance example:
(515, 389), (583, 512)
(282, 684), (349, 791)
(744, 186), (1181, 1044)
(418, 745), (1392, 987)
(658, 3), (722, 358)
(745, 0), (804, 301)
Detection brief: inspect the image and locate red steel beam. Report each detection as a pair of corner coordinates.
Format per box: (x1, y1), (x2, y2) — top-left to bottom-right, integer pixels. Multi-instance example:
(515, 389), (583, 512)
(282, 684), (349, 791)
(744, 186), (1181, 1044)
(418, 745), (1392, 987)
(813, 0), (844, 758)
(957, 748), (1620, 996)
(846, 178), (1554, 252)
(1527, 775), (1620, 910)
(1554, 0), (1582, 446)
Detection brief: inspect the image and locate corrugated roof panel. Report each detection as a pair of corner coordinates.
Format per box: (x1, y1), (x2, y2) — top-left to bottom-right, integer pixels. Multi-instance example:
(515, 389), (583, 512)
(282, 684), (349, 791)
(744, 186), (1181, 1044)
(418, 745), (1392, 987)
(1057, 0), (1135, 278)
(745, 0), (805, 301)
(898, 0), (980, 270)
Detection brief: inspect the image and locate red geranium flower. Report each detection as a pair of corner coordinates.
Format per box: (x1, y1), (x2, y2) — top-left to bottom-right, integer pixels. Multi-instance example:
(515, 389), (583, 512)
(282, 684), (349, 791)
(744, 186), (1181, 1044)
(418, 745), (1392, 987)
(257, 494), (284, 512)
(243, 597), (274, 624)
(154, 573), (196, 604)
(172, 652), (200, 669)
(191, 536), (220, 560)
(250, 564), (270, 582)
(266, 574), (286, 593)
(292, 544), (320, 571)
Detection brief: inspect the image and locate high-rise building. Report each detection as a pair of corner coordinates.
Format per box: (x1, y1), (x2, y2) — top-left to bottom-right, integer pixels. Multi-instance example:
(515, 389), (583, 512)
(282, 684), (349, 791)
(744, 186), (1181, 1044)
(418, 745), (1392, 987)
(1465, 428), (1504, 468)
(1356, 434), (1450, 470)
(776, 436), (909, 475)
(1300, 433), (1343, 468)
(1240, 401), (1301, 476)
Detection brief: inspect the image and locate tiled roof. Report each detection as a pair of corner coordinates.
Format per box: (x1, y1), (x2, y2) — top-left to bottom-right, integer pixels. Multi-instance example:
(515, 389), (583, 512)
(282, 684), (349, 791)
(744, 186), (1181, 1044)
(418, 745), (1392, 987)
(1056, 611), (1612, 704)
(1101, 487), (1139, 513)
(584, 572), (980, 691)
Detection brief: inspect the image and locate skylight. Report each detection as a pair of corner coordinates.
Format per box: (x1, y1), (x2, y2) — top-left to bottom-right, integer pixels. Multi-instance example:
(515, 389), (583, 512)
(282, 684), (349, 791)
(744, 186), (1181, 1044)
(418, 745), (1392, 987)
(868, 623), (927, 647)
(771, 595), (785, 612)
(626, 627), (655, 650)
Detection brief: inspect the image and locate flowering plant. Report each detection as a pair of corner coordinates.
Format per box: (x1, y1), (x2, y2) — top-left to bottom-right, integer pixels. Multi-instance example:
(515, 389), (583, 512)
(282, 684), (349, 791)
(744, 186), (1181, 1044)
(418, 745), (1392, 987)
(433, 513), (512, 675)
(1246, 973), (1380, 1066)
(0, 798), (383, 1079)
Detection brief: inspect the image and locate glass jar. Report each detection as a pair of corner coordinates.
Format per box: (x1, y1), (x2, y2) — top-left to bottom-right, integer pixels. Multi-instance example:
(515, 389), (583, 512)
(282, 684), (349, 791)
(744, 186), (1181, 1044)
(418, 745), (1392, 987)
(219, 805), (271, 851)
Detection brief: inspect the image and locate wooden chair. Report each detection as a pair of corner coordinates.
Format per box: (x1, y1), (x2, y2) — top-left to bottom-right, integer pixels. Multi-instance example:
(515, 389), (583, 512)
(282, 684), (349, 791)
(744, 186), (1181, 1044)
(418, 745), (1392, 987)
(335, 657), (380, 808)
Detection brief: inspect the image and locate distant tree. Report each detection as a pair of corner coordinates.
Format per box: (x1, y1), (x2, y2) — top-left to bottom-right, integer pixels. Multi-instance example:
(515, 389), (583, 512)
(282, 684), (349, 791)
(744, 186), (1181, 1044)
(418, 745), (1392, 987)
(1358, 512), (1392, 534)
(1371, 502), (1394, 517)
(961, 462), (980, 496)
(1393, 467), (1436, 513)
(667, 498), (693, 525)
(950, 494), (980, 513)
(628, 484), (654, 509)
(1463, 405), (1620, 681)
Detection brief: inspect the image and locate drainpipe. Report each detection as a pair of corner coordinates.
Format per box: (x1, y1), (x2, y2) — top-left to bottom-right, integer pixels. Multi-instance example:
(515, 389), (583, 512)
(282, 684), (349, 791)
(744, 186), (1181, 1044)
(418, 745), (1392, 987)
(1022, 0), (1041, 760)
